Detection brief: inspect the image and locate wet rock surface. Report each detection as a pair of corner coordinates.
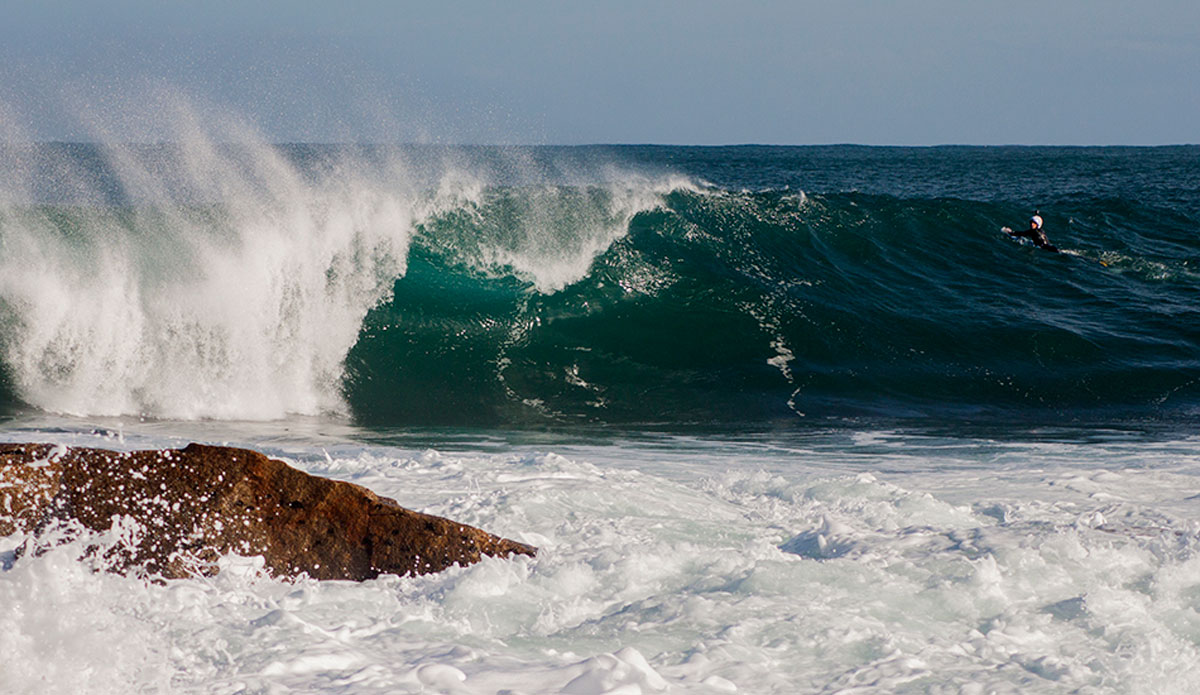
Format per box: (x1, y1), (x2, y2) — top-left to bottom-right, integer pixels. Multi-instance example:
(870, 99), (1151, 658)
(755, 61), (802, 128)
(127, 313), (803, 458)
(0, 442), (536, 580)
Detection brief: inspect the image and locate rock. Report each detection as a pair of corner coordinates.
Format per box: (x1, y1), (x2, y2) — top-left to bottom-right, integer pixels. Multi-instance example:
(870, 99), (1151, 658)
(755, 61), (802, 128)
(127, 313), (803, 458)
(0, 442), (536, 580)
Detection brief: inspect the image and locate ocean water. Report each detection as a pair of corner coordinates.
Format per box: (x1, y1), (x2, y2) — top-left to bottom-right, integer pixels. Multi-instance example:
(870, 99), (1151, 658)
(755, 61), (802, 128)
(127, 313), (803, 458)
(2, 137), (1200, 693)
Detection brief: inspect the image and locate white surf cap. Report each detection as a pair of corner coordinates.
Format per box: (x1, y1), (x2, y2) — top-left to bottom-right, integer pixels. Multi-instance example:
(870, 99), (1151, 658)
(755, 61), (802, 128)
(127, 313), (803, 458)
(1031, 212), (1043, 229)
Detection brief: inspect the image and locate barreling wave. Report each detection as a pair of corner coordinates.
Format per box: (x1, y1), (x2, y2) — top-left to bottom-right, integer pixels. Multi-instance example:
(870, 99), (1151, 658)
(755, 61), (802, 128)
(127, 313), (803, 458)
(2, 142), (1199, 427)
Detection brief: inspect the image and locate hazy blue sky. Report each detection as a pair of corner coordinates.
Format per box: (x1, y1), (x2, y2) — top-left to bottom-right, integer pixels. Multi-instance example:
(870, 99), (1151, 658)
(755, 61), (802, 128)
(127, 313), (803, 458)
(1, 1), (1197, 144)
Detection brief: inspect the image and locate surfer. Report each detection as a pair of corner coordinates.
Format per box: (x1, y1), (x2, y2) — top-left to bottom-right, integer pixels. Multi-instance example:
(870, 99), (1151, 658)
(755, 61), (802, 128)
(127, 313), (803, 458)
(1005, 210), (1058, 252)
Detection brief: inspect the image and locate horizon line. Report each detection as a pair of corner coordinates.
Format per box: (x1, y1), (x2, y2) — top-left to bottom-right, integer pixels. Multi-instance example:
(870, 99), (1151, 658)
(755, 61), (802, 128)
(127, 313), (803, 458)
(5, 141), (1198, 149)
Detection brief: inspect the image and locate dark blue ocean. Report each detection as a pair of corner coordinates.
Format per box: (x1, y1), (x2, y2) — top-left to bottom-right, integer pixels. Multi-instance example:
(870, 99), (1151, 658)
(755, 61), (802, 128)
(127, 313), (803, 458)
(3, 143), (1200, 693)
(2, 144), (1198, 428)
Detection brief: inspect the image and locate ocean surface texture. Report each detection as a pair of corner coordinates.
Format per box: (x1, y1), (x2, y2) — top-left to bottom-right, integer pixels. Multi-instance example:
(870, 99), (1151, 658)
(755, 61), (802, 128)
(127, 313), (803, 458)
(2, 142), (1199, 693)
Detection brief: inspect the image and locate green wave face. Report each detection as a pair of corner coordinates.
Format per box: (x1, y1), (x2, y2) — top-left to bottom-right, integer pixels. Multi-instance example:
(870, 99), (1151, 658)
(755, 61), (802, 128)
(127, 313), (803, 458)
(344, 184), (1200, 427)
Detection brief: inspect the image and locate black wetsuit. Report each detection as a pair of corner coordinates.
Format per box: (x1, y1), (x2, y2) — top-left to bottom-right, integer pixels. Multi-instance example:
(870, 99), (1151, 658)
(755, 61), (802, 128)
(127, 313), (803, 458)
(1009, 227), (1059, 253)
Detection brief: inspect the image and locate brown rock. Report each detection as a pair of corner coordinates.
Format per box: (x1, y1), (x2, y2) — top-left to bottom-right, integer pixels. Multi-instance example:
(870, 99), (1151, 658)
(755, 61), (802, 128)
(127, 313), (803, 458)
(0, 442), (536, 580)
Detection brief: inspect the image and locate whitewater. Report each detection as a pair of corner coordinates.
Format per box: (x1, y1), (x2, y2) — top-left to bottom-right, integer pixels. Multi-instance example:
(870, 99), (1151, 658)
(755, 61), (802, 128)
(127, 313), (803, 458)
(2, 117), (1200, 692)
(5, 423), (1200, 693)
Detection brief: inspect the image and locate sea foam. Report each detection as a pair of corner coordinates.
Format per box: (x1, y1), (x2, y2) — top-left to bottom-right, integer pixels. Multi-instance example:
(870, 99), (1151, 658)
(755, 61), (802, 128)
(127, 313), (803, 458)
(4, 428), (1200, 693)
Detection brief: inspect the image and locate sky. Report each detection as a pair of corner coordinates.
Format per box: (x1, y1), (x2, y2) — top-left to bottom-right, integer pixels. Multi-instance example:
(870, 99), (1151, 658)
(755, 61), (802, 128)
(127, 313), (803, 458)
(0, 1), (1197, 145)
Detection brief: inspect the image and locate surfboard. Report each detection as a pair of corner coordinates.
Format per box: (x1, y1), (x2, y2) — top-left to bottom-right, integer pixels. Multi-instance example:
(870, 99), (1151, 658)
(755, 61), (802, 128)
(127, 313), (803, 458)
(1003, 227), (1107, 265)
(1001, 226), (1060, 253)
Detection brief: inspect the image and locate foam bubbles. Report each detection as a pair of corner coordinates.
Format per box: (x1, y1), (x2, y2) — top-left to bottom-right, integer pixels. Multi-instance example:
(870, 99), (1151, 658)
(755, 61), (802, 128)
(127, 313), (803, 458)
(6, 428), (1200, 692)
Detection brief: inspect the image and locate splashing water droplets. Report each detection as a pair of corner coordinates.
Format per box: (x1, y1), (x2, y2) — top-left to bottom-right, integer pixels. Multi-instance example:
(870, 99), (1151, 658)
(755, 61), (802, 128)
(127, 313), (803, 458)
(0, 114), (421, 419)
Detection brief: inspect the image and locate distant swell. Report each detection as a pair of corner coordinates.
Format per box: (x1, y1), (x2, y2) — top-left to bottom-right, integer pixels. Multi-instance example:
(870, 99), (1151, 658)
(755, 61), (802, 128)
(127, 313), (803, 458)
(2, 144), (1199, 426)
